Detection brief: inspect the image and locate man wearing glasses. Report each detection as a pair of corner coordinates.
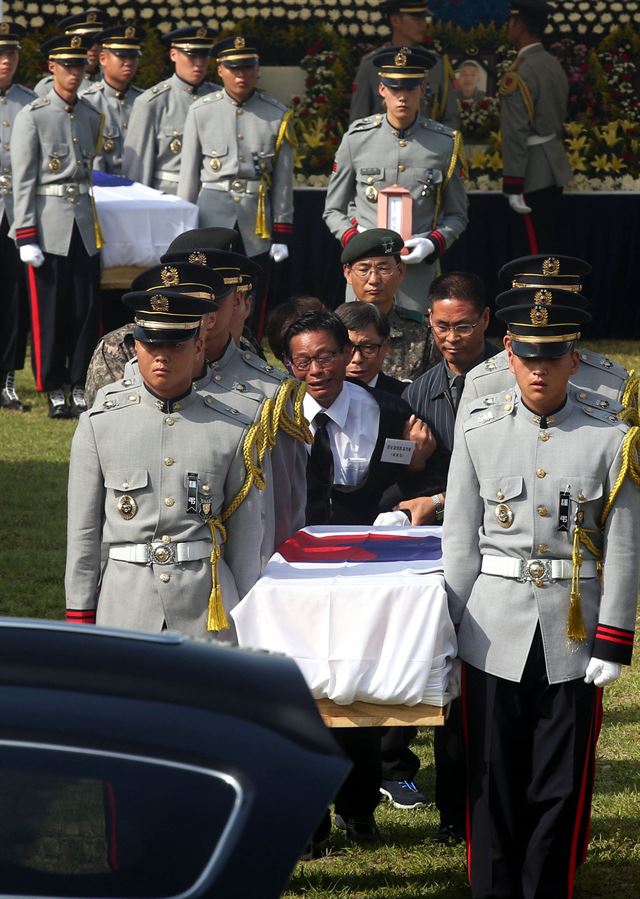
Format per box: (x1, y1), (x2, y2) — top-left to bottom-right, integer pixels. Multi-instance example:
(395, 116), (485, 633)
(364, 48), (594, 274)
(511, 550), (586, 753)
(341, 229), (437, 382)
(335, 302), (405, 396)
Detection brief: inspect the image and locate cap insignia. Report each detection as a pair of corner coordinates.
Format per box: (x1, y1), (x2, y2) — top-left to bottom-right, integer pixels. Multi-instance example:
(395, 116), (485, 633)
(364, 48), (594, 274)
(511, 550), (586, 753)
(150, 295), (170, 312)
(188, 251), (208, 265)
(534, 289), (553, 306)
(530, 306), (549, 326)
(87, 12), (97, 23)
(381, 238), (395, 254)
(161, 266), (180, 286)
(125, 26), (136, 39)
(0, 24), (9, 35)
(70, 36), (82, 48)
(234, 36), (245, 50)
(196, 27), (207, 38)
(542, 257), (560, 276)
(394, 47), (409, 67)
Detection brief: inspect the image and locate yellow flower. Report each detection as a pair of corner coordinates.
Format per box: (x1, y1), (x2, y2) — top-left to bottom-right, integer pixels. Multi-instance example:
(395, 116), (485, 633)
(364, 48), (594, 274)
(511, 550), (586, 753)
(593, 154), (611, 172)
(469, 148), (488, 168)
(567, 135), (588, 151)
(609, 155), (625, 173)
(487, 151), (503, 172)
(565, 121), (584, 137)
(598, 123), (620, 148)
(568, 151), (587, 172)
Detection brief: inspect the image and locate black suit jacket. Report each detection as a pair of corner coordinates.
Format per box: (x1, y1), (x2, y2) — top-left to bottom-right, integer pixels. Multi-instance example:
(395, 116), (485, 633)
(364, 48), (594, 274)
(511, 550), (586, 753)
(372, 371), (407, 397)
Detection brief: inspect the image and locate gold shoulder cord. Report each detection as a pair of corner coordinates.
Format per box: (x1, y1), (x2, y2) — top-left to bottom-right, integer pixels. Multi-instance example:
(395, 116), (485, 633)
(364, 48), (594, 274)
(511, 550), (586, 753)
(433, 129), (462, 227)
(90, 112), (105, 249)
(621, 369), (640, 425)
(568, 424), (640, 641)
(255, 108), (297, 239)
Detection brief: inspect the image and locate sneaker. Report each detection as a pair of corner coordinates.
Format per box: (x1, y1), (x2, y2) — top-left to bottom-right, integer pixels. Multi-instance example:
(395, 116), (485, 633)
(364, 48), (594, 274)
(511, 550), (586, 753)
(432, 822), (465, 845)
(48, 389), (69, 419)
(69, 385), (87, 418)
(379, 779), (427, 810)
(334, 813), (381, 844)
(0, 371), (27, 412)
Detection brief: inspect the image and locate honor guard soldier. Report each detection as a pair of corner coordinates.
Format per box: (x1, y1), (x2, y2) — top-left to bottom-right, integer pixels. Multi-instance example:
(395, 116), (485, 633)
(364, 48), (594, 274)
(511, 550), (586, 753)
(349, 0), (459, 130)
(500, 1), (573, 253)
(461, 255), (638, 417)
(33, 9), (106, 98)
(83, 25), (144, 176)
(444, 284), (640, 899)
(122, 26), (219, 193)
(0, 23), (35, 412)
(11, 34), (103, 418)
(178, 35), (295, 277)
(65, 263), (268, 638)
(324, 45), (468, 317)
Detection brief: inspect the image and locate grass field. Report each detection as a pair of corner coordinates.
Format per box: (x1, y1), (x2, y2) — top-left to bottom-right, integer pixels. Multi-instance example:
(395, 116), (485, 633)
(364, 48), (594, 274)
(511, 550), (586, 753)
(0, 341), (638, 897)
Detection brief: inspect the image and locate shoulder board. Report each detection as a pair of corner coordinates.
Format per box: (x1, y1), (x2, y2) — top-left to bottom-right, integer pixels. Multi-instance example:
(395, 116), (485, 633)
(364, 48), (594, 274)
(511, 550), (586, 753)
(147, 82), (171, 100)
(82, 82), (103, 95)
(201, 393), (253, 426)
(198, 92), (222, 105)
(255, 90), (287, 112)
(577, 349), (628, 382)
(239, 350), (290, 383)
(14, 84), (36, 100)
(350, 114), (384, 133)
(89, 387), (142, 415)
(468, 351), (510, 380)
(206, 370), (263, 403)
(421, 118), (454, 138)
(463, 389), (518, 432)
(28, 96), (51, 110)
(571, 385), (624, 416)
(130, 85), (143, 96)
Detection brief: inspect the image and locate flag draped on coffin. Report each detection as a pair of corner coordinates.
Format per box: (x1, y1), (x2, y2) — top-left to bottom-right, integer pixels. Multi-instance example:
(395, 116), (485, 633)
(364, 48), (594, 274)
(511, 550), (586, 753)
(232, 526), (458, 707)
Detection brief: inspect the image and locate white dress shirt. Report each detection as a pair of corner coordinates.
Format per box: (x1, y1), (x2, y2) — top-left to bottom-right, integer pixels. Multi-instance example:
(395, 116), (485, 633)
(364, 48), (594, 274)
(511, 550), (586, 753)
(303, 381), (380, 486)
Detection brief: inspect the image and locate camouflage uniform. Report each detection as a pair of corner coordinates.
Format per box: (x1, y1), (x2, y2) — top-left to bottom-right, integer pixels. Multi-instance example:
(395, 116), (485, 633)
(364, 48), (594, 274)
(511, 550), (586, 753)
(382, 303), (439, 382)
(85, 324), (135, 407)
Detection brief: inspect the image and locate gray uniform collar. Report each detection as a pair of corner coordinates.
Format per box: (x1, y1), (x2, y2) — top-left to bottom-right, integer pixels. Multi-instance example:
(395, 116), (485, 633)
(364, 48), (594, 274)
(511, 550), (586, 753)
(516, 389), (573, 429)
(102, 80), (133, 101)
(50, 90), (79, 112)
(142, 383), (197, 414)
(222, 87), (257, 109)
(171, 72), (201, 96)
(209, 336), (236, 372)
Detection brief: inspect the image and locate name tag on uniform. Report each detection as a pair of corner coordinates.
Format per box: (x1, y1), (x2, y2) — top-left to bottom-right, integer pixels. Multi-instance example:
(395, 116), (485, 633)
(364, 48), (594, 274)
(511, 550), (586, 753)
(381, 438), (415, 465)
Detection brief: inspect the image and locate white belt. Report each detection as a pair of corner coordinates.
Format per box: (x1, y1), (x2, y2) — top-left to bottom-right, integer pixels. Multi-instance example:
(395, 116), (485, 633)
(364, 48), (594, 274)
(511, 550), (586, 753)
(36, 183), (90, 197)
(202, 178), (261, 195)
(526, 133), (556, 147)
(109, 539), (211, 566)
(481, 555), (598, 583)
(154, 170), (180, 183)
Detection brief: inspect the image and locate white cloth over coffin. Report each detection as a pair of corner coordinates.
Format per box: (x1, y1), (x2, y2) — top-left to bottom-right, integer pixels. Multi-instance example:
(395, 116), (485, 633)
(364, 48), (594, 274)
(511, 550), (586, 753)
(233, 526), (457, 706)
(94, 182), (199, 268)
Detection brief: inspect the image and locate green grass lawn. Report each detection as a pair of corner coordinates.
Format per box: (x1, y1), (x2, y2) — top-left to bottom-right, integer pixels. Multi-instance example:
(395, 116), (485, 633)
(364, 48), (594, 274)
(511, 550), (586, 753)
(1, 341), (639, 897)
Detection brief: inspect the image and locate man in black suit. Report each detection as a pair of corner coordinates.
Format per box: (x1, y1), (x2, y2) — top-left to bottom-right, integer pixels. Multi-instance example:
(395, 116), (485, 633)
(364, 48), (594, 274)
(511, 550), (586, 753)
(402, 271), (500, 844)
(284, 310), (435, 852)
(335, 301), (406, 396)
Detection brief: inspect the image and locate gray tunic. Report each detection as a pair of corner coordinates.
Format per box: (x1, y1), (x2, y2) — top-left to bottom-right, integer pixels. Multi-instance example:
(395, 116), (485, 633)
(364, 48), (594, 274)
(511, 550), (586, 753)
(349, 47), (460, 130)
(82, 79), (143, 175)
(323, 113), (468, 315)
(500, 43), (573, 193)
(122, 74), (220, 193)
(444, 387), (640, 683)
(65, 383), (266, 640)
(10, 90), (103, 255)
(0, 82), (36, 225)
(178, 88), (294, 257)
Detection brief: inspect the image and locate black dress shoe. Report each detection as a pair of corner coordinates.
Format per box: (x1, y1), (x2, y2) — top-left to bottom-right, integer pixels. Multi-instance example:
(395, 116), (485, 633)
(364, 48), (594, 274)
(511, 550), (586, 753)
(335, 813), (381, 844)
(432, 822), (466, 845)
(48, 390), (70, 419)
(0, 371), (28, 412)
(68, 385), (87, 418)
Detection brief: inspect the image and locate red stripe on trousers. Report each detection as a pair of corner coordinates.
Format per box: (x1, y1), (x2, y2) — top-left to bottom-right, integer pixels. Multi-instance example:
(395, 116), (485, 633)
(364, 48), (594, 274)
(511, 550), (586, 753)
(523, 212), (539, 254)
(460, 663), (472, 883)
(567, 687), (603, 897)
(27, 264), (44, 392)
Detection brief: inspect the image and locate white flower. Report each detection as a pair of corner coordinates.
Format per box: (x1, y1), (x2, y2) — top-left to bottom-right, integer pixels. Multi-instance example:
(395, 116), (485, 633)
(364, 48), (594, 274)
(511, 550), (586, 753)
(123, 7), (135, 18)
(246, 6), (258, 15)
(337, 23), (348, 35)
(328, 9), (340, 21)
(32, 15), (44, 26)
(202, 5), (215, 15)
(560, 23), (571, 32)
(26, 3), (38, 12)
(158, 21), (173, 32)
(272, 7), (286, 17)
(363, 24), (376, 35)
(140, 8), (154, 18)
(235, 7), (247, 17)
(12, 0), (24, 9)
(56, 4), (68, 13)
(601, 13), (612, 22)
(15, 14), (27, 26)
(42, 3), (55, 12)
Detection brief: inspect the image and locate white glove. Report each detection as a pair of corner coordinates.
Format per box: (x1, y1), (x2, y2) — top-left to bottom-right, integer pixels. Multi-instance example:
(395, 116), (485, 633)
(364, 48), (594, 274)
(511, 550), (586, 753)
(269, 243), (289, 263)
(403, 236), (436, 264)
(584, 656), (621, 687)
(507, 193), (532, 215)
(373, 510), (411, 528)
(19, 244), (45, 267)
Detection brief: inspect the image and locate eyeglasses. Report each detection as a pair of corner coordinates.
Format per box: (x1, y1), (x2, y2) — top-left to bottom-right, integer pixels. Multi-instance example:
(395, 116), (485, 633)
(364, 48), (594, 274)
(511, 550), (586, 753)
(429, 319), (481, 337)
(289, 350), (341, 372)
(350, 341), (385, 358)
(349, 263), (399, 279)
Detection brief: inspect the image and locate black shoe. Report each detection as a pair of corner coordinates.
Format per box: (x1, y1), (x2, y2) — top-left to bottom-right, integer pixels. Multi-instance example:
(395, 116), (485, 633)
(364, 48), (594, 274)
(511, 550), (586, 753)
(300, 810), (331, 861)
(68, 385), (87, 418)
(335, 813), (381, 845)
(0, 371), (28, 412)
(432, 822), (465, 845)
(48, 389), (70, 419)
(380, 779), (427, 810)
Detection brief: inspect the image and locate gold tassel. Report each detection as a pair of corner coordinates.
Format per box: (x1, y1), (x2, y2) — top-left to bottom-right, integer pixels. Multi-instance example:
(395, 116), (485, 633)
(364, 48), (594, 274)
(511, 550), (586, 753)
(568, 526), (587, 642)
(206, 517), (229, 631)
(90, 193), (105, 250)
(254, 174), (272, 239)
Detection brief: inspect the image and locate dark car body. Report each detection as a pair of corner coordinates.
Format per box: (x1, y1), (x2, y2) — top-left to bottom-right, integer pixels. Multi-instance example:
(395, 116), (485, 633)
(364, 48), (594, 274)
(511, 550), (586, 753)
(0, 619), (349, 898)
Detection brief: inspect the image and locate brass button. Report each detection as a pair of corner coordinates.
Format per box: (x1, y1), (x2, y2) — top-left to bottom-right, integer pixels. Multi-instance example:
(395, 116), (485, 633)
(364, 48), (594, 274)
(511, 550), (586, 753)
(161, 535), (171, 544)
(214, 374), (222, 382)
(164, 497), (175, 507)
(577, 491), (585, 501)
(539, 431), (550, 442)
(160, 573), (170, 583)
(536, 469), (546, 479)
(537, 544), (549, 554)
(165, 417), (175, 425)
(496, 491), (505, 500)
(164, 457), (174, 466)
(73, 137), (78, 143)
(236, 108), (243, 115)
(174, 402), (182, 410)
(201, 484), (211, 494)
(398, 164), (406, 173)
(237, 133), (244, 139)
(504, 394), (513, 401)
(399, 139), (407, 147)
(233, 196), (240, 203)
(1, 120), (8, 127)
(537, 505), (549, 517)
(578, 391), (587, 400)
(122, 480), (129, 489)
(238, 155), (244, 162)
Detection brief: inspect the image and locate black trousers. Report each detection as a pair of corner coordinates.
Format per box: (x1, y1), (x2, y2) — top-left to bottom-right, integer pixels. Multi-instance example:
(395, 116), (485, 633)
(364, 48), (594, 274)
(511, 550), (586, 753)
(510, 186), (565, 257)
(462, 629), (602, 899)
(434, 698), (467, 827)
(380, 726), (419, 781)
(0, 213), (29, 371)
(332, 727), (381, 818)
(25, 225), (100, 392)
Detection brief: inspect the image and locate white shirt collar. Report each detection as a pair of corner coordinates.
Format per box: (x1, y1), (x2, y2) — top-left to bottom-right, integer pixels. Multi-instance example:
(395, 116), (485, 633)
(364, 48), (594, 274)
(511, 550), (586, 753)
(303, 382), (350, 431)
(518, 42), (542, 58)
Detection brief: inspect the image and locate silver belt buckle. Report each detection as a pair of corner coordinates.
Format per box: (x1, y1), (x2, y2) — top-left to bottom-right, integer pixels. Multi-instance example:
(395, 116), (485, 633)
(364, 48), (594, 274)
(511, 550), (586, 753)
(231, 179), (244, 192)
(146, 542), (176, 565)
(65, 184), (77, 196)
(519, 559), (552, 585)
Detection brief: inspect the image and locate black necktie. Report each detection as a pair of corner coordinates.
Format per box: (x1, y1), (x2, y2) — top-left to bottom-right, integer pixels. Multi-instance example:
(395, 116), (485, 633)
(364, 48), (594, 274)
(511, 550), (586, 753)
(309, 412), (334, 485)
(451, 374), (466, 414)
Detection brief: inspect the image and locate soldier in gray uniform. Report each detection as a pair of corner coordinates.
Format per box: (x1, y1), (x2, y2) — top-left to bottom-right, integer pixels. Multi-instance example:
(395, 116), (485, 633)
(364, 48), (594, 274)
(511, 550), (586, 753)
(324, 45), (468, 317)
(65, 262), (269, 639)
(0, 22), (35, 412)
(461, 255), (636, 415)
(83, 25), (144, 176)
(340, 228), (438, 381)
(11, 34), (103, 418)
(349, 0), (459, 130)
(33, 10), (106, 98)
(500, 0), (572, 253)
(177, 35), (294, 270)
(122, 26), (219, 193)
(444, 284), (640, 899)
